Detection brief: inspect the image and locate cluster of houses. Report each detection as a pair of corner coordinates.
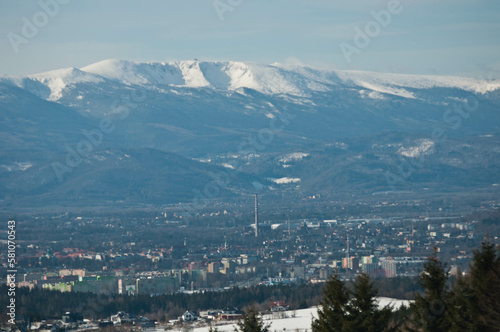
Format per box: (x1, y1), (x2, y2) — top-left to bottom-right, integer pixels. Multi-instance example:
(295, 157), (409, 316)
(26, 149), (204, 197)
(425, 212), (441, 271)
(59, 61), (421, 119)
(180, 301), (289, 323)
(181, 307), (243, 322)
(21, 311), (156, 331)
(110, 311), (154, 328)
(10, 300), (290, 331)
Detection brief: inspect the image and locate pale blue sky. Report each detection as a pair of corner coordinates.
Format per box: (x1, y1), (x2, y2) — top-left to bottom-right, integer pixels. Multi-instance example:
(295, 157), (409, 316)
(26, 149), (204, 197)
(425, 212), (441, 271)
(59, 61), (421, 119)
(1, 0), (499, 78)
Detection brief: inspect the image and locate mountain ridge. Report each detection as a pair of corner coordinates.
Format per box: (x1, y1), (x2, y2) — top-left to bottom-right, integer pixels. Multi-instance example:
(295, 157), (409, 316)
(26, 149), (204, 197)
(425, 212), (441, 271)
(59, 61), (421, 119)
(2, 59), (499, 104)
(1, 59), (499, 211)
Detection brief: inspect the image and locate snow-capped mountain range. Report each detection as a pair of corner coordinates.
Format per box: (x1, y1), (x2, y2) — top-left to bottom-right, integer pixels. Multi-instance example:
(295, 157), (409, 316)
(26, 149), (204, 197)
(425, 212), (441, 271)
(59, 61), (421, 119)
(2, 59), (499, 102)
(1, 59), (499, 210)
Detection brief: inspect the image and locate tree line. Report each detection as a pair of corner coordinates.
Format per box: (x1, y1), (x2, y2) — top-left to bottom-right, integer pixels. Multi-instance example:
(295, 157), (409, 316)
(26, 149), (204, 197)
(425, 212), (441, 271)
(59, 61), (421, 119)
(0, 276), (423, 324)
(0, 283), (324, 323)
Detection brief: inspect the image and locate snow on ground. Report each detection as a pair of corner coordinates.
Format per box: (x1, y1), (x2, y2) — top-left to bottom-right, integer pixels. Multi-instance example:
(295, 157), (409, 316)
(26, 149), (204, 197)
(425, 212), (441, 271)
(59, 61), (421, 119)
(220, 163), (235, 169)
(27, 67), (104, 101)
(376, 297), (412, 310)
(80, 59), (500, 97)
(334, 69), (500, 95)
(188, 298), (411, 332)
(190, 307), (316, 332)
(359, 89), (386, 100)
(3, 60), (498, 105)
(178, 61), (211, 87)
(398, 139), (435, 158)
(271, 177), (301, 184)
(354, 81), (416, 99)
(279, 152), (309, 163)
(1, 162), (33, 171)
(4, 59), (497, 110)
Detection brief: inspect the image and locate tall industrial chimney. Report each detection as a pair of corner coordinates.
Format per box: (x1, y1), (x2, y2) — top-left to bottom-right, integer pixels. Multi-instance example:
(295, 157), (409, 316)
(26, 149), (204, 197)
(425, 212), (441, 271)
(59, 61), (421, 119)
(255, 194), (258, 237)
(346, 233), (350, 270)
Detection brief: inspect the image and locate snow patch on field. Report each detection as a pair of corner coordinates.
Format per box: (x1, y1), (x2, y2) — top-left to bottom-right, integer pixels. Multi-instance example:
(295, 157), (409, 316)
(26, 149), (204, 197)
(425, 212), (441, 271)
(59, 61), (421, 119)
(271, 177), (301, 184)
(190, 298), (411, 332)
(1, 162), (33, 171)
(190, 307), (317, 332)
(398, 139), (435, 158)
(280, 152), (309, 163)
(359, 89), (386, 100)
(28, 67), (104, 101)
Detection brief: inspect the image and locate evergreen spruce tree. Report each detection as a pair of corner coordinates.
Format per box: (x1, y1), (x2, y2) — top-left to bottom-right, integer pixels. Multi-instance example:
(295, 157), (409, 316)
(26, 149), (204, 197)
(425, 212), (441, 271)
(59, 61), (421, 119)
(448, 238), (500, 332)
(470, 238), (496, 294)
(447, 269), (477, 332)
(479, 253), (500, 330)
(469, 239), (500, 331)
(234, 304), (270, 332)
(349, 273), (393, 332)
(312, 272), (393, 332)
(311, 272), (351, 332)
(408, 247), (450, 332)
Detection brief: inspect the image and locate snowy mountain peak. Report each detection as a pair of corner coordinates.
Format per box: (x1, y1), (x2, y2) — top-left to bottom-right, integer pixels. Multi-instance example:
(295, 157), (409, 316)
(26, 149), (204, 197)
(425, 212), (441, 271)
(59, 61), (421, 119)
(1, 59), (499, 104)
(2, 67), (104, 101)
(81, 59), (269, 92)
(79, 59), (500, 97)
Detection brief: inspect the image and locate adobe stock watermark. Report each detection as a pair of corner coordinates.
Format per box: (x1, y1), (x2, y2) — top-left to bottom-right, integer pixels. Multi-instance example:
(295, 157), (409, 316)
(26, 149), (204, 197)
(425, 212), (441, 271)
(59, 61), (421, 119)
(6, 220), (17, 325)
(339, 0), (408, 64)
(213, 0), (244, 21)
(182, 108), (295, 216)
(51, 87), (147, 182)
(7, 0), (71, 54)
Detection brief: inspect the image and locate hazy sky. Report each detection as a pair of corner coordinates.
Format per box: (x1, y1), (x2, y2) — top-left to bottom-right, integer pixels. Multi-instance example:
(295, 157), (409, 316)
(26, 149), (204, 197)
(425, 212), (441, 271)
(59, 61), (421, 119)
(1, 0), (500, 78)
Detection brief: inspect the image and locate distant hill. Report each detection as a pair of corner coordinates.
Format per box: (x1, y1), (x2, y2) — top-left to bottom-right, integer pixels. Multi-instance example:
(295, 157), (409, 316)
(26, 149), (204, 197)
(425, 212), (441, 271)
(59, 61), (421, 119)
(1, 60), (499, 210)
